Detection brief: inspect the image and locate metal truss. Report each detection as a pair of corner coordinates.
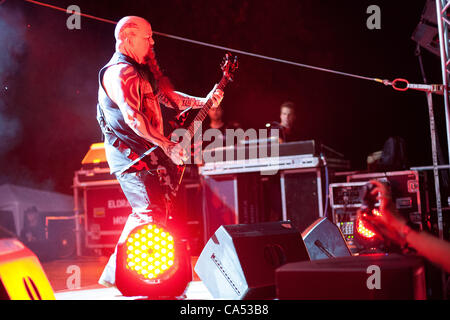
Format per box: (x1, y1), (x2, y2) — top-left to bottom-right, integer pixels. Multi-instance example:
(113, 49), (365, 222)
(434, 0), (449, 299)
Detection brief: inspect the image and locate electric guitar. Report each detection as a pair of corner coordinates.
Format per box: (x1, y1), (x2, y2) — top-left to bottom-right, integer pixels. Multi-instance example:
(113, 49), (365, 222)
(125, 53), (238, 202)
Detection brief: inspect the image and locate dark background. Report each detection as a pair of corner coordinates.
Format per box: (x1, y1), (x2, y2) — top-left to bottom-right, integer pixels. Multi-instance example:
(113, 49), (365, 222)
(0, 0), (446, 195)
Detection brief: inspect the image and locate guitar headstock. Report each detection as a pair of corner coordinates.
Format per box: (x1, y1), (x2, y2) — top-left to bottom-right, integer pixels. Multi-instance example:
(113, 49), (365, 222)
(221, 52), (238, 82)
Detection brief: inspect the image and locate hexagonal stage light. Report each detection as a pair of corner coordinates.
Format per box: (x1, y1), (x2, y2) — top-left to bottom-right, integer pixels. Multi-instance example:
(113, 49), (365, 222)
(115, 222), (192, 298)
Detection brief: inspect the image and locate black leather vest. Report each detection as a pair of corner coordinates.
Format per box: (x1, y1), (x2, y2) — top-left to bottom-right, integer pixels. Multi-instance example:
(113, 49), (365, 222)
(96, 52), (157, 174)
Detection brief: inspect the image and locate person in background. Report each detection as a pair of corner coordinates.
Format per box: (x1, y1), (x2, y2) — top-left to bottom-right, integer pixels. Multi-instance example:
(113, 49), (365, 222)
(268, 101), (301, 143)
(366, 136), (408, 172)
(20, 206), (55, 261)
(202, 105), (241, 147)
(21, 206), (44, 244)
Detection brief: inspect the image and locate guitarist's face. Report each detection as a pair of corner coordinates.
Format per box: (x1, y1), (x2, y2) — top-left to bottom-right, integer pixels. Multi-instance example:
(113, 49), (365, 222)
(131, 24), (155, 64)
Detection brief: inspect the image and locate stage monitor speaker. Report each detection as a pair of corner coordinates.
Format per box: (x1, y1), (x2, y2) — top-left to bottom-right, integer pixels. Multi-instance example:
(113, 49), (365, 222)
(276, 254), (426, 300)
(194, 221), (310, 300)
(301, 217), (351, 260)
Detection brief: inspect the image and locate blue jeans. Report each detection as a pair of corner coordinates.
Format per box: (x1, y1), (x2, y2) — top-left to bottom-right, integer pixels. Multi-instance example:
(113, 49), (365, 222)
(99, 170), (167, 287)
(116, 170), (166, 216)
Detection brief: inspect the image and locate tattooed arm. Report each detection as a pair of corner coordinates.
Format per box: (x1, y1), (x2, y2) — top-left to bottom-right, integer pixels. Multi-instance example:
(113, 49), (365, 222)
(173, 91), (206, 110)
(102, 63), (186, 164)
(155, 90), (203, 110)
(176, 87), (224, 110)
(157, 87), (224, 110)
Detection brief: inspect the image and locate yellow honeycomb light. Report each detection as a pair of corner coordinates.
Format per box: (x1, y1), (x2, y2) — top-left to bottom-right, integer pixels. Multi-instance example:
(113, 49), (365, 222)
(125, 224), (176, 280)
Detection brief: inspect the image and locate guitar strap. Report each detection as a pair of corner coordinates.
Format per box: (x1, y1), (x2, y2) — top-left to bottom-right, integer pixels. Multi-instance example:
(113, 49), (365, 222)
(96, 102), (111, 139)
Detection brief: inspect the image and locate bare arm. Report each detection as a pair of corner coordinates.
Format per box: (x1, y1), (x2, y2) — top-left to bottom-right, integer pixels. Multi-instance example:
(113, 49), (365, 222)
(361, 180), (450, 273)
(157, 86), (223, 110)
(172, 91), (206, 110)
(405, 228), (450, 273)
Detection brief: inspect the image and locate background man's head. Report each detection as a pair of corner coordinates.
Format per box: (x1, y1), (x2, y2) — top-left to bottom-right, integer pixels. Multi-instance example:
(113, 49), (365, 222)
(208, 105), (224, 122)
(114, 16), (155, 64)
(280, 101), (296, 128)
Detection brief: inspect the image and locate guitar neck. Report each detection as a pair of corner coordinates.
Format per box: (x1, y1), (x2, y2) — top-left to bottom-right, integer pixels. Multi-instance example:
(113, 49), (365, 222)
(185, 76), (229, 140)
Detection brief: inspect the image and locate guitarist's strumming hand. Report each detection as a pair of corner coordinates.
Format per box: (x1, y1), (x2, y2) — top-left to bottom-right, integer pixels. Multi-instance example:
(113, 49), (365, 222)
(161, 140), (189, 165)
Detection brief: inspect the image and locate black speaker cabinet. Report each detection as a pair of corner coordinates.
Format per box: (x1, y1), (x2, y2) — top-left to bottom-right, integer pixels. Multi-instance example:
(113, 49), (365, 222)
(201, 168), (327, 243)
(194, 221), (310, 300)
(301, 217), (351, 260)
(276, 254), (427, 300)
(280, 168), (325, 233)
(0, 211), (16, 237)
(46, 217), (76, 259)
(202, 173), (273, 247)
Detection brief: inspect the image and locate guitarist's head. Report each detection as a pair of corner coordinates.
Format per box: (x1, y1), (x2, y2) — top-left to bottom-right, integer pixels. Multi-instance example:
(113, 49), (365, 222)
(115, 16), (155, 65)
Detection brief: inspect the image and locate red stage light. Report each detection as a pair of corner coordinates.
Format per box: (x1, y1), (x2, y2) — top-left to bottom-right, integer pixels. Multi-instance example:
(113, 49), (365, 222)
(115, 222), (192, 298)
(356, 216), (376, 239)
(356, 208), (382, 240)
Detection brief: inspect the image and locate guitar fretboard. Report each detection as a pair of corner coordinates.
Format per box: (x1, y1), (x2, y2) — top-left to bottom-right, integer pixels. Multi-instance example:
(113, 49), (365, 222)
(184, 75), (229, 142)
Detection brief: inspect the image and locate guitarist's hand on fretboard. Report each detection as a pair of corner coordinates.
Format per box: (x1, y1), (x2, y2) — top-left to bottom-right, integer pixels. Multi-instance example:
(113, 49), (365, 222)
(205, 84), (224, 108)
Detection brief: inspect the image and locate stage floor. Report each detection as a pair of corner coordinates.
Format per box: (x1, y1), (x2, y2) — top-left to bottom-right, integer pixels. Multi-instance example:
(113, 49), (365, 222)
(53, 281), (213, 300)
(41, 255), (213, 300)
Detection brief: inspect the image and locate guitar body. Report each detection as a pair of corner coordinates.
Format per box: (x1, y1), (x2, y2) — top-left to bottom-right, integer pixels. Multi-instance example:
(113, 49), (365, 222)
(151, 146), (186, 202)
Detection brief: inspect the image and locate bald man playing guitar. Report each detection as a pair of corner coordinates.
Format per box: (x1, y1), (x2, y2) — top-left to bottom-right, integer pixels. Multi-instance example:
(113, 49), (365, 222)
(97, 16), (224, 287)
